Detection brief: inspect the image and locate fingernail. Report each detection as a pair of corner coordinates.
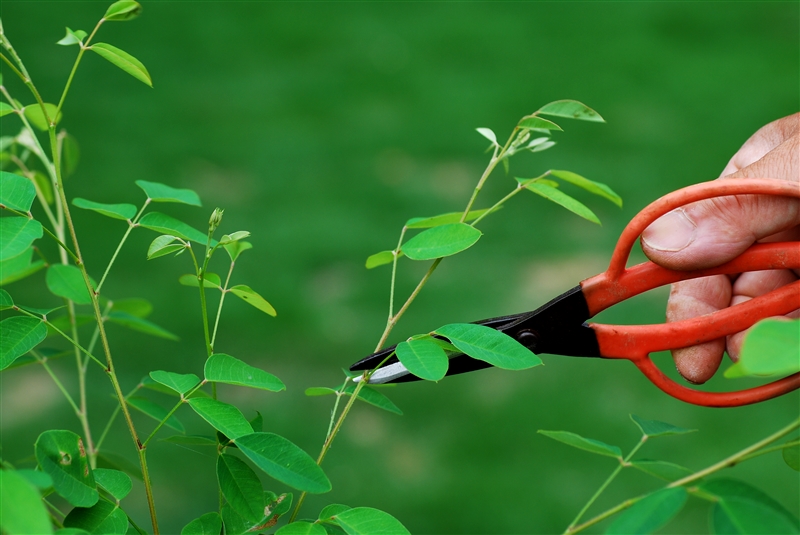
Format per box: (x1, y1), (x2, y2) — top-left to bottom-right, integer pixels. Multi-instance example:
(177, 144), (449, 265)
(642, 209), (696, 252)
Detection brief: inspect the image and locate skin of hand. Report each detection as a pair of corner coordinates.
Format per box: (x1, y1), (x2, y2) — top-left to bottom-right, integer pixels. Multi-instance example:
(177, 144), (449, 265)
(640, 113), (799, 384)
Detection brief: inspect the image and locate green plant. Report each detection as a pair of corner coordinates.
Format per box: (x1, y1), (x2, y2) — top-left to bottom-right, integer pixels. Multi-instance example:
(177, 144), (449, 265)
(1, 2), (797, 535)
(0, 3), (409, 533)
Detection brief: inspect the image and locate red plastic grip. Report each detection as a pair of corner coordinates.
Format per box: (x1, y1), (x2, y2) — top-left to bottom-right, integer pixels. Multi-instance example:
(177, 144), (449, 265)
(581, 178), (800, 407)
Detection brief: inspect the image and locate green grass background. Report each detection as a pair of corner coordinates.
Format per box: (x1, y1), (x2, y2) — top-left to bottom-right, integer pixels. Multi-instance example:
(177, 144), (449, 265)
(1, 1), (798, 533)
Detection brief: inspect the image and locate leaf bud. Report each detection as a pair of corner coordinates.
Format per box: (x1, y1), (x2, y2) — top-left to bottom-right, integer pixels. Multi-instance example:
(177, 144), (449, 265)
(209, 207), (224, 232)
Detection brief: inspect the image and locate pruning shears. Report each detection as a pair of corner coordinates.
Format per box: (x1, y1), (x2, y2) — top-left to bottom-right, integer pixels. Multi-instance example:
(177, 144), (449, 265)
(349, 178), (800, 407)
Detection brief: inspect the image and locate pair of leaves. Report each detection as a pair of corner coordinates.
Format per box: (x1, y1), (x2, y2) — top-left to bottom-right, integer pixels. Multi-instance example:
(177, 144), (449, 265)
(517, 100), (605, 131)
(539, 415), (694, 460)
(306, 382), (402, 415)
(366, 209), (492, 269)
(516, 169), (622, 226)
(178, 274), (277, 316)
(725, 318), (800, 378)
(149, 353), (285, 398)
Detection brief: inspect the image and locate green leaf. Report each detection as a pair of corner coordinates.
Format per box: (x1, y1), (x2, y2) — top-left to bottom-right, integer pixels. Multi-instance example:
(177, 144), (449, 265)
(537, 100), (605, 122)
(549, 170), (622, 207)
(305, 387), (337, 397)
(277, 522), (326, 535)
(530, 140), (556, 153)
(604, 487), (687, 534)
(23, 103), (62, 131)
(57, 27), (86, 46)
(93, 468), (131, 501)
(162, 435), (217, 446)
(46, 264), (94, 305)
(725, 319), (800, 378)
(405, 207), (496, 229)
(106, 310), (179, 340)
(224, 240), (252, 262)
(630, 414), (696, 438)
(220, 230), (251, 244)
(236, 432), (332, 494)
(1, 316), (47, 370)
(138, 212), (211, 244)
(178, 272), (222, 289)
(630, 460), (694, 482)
(1, 171), (36, 211)
(537, 430), (622, 458)
(0, 288), (12, 310)
(266, 491), (293, 520)
(0, 246), (44, 285)
(181, 512), (222, 535)
(517, 115), (563, 131)
(249, 411), (263, 432)
(91, 43), (152, 87)
(701, 478), (800, 534)
(333, 507), (410, 535)
(519, 181), (600, 224)
(475, 127), (498, 146)
(395, 337), (448, 381)
(784, 442), (799, 471)
(34, 430), (98, 508)
(0, 216), (43, 261)
(187, 398), (252, 439)
(217, 454), (265, 523)
(365, 250), (396, 269)
(149, 370), (200, 395)
(63, 133), (80, 176)
(72, 198), (137, 220)
(104, 0), (142, 21)
(434, 323), (542, 370)
(63, 500), (128, 534)
(204, 353), (285, 392)
(0, 101), (16, 117)
(33, 170), (55, 204)
(230, 285), (277, 316)
(0, 470), (54, 535)
(320, 504), (352, 521)
(95, 451), (142, 481)
(110, 298), (152, 318)
(16, 469), (53, 489)
(127, 396), (185, 432)
(147, 235), (184, 259)
(135, 180), (201, 206)
(401, 223), (482, 261)
(342, 382), (402, 415)
(221, 503), (256, 535)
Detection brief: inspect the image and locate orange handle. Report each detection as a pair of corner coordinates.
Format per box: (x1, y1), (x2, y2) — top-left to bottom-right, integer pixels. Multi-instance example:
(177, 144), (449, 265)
(582, 178), (800, 407)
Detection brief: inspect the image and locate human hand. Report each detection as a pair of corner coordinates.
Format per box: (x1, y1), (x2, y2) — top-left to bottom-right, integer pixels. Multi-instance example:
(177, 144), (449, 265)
(641, 113), (799, 384)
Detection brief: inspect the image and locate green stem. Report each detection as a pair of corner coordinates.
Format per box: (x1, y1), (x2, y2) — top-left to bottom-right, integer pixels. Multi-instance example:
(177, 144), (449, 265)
(32, 350), (80, 414)
(96, 200), (150, 293)
(68, 298), (97, 468)
(142, 382), (206, 448)
(210, 261), (235, 351)
(39, 225), (79, 262)
(739, 439), (800, 462)
(387, 226), (407, 319)
(567, 418), (800, 534)
(565, 437), (646, 533)
(96, 384), (139, 452)
(291, 378), (369, 522)
(55, 19), (104, 118)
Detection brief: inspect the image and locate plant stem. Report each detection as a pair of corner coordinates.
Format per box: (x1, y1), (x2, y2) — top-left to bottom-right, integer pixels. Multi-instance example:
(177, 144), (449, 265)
(96, 200), (150, 293)
(739, 439), (800, 462)
(567, 418), (800, 534)
(291, 378), (368, 522)
(211, 261), (235, 351)
(55, 19), (104, 118)
(96, 384), (140, 452)
(142, 382), (206, 448)
(32, 350), (80, 414)
(68, 298), (97, 468)
(565, 437), (646, 533)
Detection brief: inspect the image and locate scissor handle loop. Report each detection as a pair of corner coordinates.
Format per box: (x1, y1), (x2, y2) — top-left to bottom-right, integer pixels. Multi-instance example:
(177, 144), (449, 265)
(588, 178), (800, 407)
(606, 178), (800, 278)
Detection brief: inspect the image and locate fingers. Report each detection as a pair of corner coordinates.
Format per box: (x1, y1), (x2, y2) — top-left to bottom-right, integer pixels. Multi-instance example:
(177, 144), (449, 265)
(667, 275), (730, 383)
(641, 134), (800, 270)
(725, 269), (800, 360)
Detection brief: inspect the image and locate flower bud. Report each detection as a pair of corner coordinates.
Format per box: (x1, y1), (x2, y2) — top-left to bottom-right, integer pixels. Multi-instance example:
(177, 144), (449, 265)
(209, 208), (224, 232)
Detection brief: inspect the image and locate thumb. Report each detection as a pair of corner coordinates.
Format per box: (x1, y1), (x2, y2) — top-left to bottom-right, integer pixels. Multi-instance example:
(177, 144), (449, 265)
(642, 135), (799, 271)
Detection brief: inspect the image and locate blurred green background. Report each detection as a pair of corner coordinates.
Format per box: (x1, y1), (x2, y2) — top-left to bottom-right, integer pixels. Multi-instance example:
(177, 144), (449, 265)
(1, 1), (798, 533)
